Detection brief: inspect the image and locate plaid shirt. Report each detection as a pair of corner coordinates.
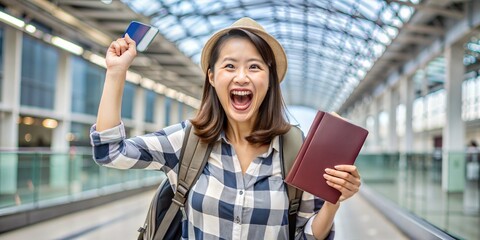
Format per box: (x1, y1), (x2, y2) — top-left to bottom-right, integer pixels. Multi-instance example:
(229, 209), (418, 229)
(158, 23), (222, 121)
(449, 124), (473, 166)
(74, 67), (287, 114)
(90, 121), (334, 240)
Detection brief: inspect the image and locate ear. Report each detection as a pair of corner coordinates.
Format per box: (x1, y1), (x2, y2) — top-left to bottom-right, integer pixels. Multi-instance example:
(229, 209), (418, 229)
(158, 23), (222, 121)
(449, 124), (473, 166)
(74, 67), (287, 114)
(208, 69), (214, 87)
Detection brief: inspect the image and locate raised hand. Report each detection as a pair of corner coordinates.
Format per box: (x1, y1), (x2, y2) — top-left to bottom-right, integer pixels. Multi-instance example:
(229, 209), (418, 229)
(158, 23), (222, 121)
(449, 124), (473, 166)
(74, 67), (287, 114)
(105, 33), (137, 73)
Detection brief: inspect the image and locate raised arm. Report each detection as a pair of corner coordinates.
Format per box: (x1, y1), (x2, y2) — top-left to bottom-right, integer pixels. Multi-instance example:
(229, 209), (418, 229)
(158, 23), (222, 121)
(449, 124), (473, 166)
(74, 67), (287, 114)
(96, 34), (137, 131)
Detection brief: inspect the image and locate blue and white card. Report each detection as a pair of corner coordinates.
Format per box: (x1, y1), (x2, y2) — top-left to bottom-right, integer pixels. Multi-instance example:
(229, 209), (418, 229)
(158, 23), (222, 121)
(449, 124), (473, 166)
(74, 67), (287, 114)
(124, 21), (159, 52)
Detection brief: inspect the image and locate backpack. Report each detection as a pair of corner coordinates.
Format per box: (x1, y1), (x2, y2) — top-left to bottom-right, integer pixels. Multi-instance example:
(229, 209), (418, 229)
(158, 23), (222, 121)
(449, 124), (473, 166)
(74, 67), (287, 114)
(137, 124), (304, 240)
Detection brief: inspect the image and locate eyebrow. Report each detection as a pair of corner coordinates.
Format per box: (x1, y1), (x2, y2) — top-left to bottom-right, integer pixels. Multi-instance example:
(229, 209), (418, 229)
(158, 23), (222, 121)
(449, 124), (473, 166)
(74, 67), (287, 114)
(221, 57), (238, 63)
(221, 57), (265, 63)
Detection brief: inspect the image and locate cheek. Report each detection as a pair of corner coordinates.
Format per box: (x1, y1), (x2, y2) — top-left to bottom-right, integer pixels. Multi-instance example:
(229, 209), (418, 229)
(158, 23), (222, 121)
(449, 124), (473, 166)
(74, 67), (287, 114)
(258, 75), (270, 93)
(216, 71), (232, 80)
(212, 82), (229, 101)
(254, 84), (270, 105)
(212, 72), (233, 89)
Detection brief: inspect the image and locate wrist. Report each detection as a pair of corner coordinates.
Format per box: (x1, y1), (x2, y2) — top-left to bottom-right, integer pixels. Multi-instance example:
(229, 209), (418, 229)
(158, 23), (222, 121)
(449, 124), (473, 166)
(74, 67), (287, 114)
(105, 69), (127, 81)
(106, 68), (127, 76)
(311, 201), (339, 239)
(323, 201), (340, 211)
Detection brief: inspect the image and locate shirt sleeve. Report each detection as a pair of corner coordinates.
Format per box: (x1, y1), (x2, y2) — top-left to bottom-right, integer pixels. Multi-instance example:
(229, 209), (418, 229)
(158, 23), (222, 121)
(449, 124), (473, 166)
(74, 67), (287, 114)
(89, 121), (187, 175)
(294, 191), (335, 240)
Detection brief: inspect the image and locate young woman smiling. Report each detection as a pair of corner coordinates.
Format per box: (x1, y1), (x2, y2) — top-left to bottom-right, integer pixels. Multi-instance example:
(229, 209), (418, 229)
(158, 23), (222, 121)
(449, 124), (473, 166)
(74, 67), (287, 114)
(91, 17), (361, 239)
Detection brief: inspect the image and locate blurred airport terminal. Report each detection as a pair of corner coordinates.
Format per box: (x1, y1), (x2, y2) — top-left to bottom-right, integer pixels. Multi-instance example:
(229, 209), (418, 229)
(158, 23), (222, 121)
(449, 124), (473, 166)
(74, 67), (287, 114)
(0, 0), (479, 239)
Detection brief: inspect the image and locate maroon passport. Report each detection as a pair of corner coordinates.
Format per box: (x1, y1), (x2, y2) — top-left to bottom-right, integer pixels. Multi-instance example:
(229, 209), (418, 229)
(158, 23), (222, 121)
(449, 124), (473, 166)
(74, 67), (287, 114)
(285, 111), (369, 203)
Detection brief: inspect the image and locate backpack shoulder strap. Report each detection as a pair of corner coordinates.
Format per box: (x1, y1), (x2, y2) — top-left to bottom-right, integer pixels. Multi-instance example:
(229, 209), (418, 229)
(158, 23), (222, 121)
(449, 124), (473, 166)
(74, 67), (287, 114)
(175, 122), (213, 204)
(280, 125), (304, 239)
(155, 122), (213, 240)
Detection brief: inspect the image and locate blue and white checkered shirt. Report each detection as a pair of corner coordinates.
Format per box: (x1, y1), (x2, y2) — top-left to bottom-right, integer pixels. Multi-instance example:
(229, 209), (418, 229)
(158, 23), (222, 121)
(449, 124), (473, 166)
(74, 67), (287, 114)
(90, 121), (334, 240)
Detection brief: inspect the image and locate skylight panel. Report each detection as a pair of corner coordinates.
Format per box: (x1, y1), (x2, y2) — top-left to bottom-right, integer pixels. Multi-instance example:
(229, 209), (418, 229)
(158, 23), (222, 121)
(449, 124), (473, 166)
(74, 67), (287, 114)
(125, 0), (417, 112)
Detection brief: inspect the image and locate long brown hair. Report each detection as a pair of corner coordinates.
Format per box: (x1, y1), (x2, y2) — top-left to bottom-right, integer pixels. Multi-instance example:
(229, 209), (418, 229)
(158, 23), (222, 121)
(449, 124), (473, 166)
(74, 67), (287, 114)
(190, 29), (290, 145)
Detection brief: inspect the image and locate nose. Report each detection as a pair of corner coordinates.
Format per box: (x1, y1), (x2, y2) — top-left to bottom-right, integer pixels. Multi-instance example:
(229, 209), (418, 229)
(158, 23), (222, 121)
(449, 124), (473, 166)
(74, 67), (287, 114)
(233, 68), (249, 85)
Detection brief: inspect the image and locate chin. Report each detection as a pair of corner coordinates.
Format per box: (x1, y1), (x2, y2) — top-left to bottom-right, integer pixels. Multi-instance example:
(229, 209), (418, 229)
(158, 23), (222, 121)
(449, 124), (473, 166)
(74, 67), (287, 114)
(227, 109), (256, 124)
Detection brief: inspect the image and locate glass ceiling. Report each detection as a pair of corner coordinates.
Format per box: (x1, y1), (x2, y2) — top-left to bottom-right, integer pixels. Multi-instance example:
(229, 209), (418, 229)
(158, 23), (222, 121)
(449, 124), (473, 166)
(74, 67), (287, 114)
(123, 0), (416, 112)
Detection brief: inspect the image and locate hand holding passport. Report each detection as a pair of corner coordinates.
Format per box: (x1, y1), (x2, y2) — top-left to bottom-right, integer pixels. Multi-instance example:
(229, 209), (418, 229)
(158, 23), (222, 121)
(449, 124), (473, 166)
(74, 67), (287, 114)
(285, 111), (368, 203)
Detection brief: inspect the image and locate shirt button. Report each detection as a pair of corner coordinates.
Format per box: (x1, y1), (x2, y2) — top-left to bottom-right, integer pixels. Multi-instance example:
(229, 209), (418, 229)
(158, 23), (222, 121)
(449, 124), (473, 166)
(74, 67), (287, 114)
(239, 190), (243, 195)
(235, 216), (241, 223)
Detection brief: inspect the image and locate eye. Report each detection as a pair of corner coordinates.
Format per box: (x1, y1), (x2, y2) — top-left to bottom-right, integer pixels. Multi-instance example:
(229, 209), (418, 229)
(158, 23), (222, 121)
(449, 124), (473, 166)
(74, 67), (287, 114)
(250, 64), (261, 69)
(224, 63), (234, 69)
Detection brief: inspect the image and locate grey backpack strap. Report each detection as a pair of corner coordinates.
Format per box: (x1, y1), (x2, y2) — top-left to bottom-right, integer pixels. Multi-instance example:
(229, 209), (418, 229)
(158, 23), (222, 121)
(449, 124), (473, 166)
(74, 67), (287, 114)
(280, 126), (304, 239)
(154, 123), (213, 240)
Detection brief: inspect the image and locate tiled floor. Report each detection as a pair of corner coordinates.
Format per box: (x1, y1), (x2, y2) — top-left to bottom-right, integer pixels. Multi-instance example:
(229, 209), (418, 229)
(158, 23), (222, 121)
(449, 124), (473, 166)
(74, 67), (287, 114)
(0, 189), (407, 240)
(335, 193), (408, 240)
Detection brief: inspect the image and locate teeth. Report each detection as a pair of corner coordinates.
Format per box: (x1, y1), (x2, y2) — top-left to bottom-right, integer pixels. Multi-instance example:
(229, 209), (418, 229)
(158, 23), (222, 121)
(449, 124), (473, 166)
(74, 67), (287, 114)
(231, 90), (251, 96)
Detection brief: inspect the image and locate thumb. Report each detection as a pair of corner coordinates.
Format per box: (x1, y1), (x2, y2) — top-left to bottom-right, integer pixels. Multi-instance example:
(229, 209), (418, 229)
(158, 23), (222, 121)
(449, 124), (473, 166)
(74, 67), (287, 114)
(330, 111), (344, 120)
(124, 33), (137, 49)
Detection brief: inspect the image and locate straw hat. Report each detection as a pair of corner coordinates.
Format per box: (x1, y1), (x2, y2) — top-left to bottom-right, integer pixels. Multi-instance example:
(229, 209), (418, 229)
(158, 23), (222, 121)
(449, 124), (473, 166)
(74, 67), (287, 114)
(200, 17), (288, 82)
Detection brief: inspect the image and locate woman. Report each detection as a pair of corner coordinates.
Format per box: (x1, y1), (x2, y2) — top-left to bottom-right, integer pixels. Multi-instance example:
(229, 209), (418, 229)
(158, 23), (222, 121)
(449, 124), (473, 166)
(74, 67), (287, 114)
(91, 17), (361, 239)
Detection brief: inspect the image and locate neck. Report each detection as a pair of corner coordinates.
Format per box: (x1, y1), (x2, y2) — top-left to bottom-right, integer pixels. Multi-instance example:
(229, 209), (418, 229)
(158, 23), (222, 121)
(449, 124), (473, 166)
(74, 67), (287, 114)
(226, 119), (254, 145)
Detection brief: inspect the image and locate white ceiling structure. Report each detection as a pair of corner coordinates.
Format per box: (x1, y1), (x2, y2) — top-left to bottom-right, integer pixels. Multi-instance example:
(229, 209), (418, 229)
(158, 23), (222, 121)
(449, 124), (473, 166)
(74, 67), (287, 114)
(0, 0), (475, 113)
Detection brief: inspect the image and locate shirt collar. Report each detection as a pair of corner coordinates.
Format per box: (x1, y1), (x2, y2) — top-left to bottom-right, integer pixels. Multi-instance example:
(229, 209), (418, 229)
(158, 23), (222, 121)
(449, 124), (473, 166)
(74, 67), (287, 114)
(219, 130), (228, 143)
(219, 130), (280, 156)
(271, 135), (280, 152)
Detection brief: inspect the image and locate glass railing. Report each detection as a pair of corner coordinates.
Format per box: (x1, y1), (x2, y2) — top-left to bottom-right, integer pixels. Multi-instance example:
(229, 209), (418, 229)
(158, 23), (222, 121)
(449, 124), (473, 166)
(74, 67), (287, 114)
(356, 152), (479, 240)
(1, 150), (478, 239)
(0, 151), (163, 215)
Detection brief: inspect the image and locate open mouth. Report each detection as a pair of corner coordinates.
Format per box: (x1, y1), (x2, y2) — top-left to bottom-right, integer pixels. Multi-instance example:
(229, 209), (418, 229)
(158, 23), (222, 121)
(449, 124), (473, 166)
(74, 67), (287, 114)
(230, 90), (253, 111)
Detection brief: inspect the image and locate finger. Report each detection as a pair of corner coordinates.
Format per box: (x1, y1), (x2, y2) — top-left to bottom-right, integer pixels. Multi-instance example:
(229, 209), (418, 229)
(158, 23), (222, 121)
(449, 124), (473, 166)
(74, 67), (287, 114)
(124, 33), (135, 45)
(325, 167), (361, 188)
(324, 171), (358, 190)
(110, 41), (121, 56)
(326, 168), (362, 190)
(115, 38), (129, 55)
(334, 165), (361, 179)
(330, 111), (346, 120)
(325, 180), (357, 202)
(326, 176), (360, 194)
(324, 174), (359, 192)
(325, 167), (357, 184)
(124, 33), (137, 54)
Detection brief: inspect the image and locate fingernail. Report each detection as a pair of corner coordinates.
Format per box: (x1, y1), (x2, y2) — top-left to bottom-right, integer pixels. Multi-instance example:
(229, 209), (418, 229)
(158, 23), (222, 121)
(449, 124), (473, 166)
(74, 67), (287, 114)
(325, 168), (332, 173)
(125, 33), (130, 38)
(323, 174), (328, 179)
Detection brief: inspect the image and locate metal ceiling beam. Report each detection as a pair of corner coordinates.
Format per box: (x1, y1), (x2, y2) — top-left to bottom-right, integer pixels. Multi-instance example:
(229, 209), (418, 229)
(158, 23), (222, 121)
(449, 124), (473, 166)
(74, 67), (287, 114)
(387, 0), (464, 19)
(282, 44), (362, 68)
(169, 16), (387, 48)
(393, 34), (433, 45)
(339, 0), (475, 113)
(13, 0), (114, 46)
(381, 52), (414, 61)
(466, 61), (480, 73)
(70, 10), (137, 19)
(56, 0), (114, 9)
(43, 0), (470, 112)
(174, 0), (395, 32)
(403, 23), (446, 35)
(46, 0), (203, 101)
